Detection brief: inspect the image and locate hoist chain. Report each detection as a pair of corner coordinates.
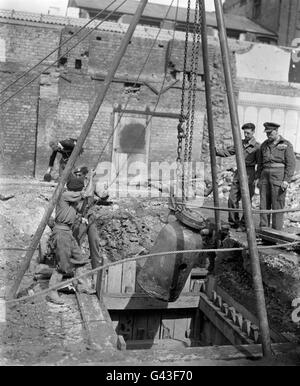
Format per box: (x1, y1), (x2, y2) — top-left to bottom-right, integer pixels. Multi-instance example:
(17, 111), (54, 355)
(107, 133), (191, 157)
(176, 0), (191, 201)
(189, 1), (202, 164)
(183, 0), (202, 200)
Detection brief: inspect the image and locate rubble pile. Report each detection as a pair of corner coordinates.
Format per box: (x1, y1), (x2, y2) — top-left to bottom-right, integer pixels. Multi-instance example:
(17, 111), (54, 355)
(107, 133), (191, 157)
(213, 169), (300, 229)
(85, 199), (170, 262)
(216, 255), (299, 335)
(285, 173), (300, 228)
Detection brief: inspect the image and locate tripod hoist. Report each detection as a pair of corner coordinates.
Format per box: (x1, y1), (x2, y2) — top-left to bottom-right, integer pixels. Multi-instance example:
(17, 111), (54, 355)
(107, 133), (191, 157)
(137, 0), (217, 302)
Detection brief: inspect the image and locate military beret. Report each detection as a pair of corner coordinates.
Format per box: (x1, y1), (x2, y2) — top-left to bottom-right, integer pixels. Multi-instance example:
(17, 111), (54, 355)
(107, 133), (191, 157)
(264, 122), (280, 132)
(67, 175), (84, 192)
(242, 123), (255, 130)
(74, 166), (88, 176)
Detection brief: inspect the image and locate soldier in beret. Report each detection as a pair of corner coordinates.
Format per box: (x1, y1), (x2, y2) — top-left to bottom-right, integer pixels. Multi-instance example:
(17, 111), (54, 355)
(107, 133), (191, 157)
(46, 171), (96, 304)
(257, 122), (296, 230)
(216, 123), (260, 231)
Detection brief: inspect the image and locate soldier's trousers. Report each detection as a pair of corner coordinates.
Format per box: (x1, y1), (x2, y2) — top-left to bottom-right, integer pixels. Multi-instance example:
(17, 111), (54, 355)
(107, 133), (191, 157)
(73, 217), (102, 269)
(50, 226), (86, 275)
(259, 168), (287, 230)
(228, 168), (255, 227)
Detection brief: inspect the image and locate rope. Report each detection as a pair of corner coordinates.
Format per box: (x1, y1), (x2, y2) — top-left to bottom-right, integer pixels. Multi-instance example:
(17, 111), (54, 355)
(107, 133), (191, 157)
(0, 248), (38, 251)
(0, 0), (120, 96)
(5, 240), (300, 305)
(179, 203), (300, 214)
(0, 0), (128, 107)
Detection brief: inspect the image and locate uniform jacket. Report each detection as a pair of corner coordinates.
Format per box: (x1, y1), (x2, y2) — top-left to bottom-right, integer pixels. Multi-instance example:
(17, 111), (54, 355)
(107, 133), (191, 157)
(48, 138), (77, 167)
(55, 190), (84, 227)
(216, 137), (260, 167)
(257, 136), (296, 183)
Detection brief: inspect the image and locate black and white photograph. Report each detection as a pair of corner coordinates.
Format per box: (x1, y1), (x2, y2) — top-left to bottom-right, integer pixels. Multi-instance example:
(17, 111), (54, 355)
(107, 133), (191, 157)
(0, 0), (299, 369)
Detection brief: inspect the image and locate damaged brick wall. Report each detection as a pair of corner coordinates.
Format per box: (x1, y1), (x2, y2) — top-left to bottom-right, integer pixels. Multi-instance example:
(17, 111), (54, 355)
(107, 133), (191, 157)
(0, 17), (233, 178)
(0, 21), (61, 176)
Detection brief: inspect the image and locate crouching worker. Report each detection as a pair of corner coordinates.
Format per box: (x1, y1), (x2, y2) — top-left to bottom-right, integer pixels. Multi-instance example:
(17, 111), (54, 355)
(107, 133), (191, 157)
(47, 172), (95, 305)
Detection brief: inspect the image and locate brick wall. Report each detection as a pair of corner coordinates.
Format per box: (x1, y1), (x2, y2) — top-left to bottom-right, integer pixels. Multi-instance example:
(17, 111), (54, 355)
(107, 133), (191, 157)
(0, 16), (232, 180)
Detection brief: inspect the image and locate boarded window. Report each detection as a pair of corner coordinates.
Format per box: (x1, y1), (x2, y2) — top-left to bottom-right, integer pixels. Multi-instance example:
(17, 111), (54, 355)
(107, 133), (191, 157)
(119, 123), (146, 154)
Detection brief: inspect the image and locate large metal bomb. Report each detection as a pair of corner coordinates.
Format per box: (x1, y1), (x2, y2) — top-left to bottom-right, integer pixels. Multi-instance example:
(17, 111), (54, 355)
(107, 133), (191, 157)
(136, 220), (202, 302)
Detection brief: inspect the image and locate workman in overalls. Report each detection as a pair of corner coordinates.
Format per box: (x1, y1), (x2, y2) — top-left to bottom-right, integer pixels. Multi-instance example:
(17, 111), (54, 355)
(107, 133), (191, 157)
(216, 123), (260, 231)
(257, 122), (296, 230)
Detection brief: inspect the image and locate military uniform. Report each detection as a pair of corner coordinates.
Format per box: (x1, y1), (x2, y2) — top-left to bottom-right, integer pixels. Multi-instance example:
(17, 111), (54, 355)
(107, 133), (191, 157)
(257, 124), (296, 230)
(51, 189), (88, 274)
(216, 135), (260, 227)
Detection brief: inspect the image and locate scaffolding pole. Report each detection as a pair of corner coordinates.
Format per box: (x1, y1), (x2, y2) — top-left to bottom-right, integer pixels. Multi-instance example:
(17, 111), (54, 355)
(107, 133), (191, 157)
(7, 0), (149, 300)
(214, 0), (272, 357)
(199, 0), (221, 247)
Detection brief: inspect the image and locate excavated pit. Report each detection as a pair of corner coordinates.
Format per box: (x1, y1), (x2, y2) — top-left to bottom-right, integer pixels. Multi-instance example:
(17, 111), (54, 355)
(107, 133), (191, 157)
(0, 178), (299, 365)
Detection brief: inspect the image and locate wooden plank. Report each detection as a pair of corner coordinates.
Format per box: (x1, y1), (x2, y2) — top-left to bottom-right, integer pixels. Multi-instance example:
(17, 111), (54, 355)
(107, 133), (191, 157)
(72, 342), (299, 365)
(161, 313), (175, 339)
(103, 293), (201, 310)
(107, 265), (122, 293)
(78, 295), (118, 349)
(185, 314), (193, 338)
(146, 311), (161, 340)
(173, 317), (189, 341)
(102, 267), (109, 294)
(258, 227), (300, 242)
(182, 271), (192, 293)
(124, 338), (189, 350)
(215, 285), (288, 343)
(256, 227), (300, 251)
(198, 292), (255, 346)
(191, 268), (208, 278)
(121, 261), (136, 294)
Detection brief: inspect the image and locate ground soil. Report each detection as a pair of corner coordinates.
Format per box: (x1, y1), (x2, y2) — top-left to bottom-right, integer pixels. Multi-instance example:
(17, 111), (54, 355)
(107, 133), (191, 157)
(0, 177), (299, 366)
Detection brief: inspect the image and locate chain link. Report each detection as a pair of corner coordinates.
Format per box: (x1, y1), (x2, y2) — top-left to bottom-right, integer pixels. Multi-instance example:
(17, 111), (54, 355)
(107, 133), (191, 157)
(176, 0), (191, 200)
(189, 1), (202, 164)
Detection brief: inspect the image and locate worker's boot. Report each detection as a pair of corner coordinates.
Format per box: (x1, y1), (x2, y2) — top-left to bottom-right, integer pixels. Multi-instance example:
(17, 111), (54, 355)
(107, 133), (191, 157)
(75, 266), (95, 295)
(46, 270), (64, 304)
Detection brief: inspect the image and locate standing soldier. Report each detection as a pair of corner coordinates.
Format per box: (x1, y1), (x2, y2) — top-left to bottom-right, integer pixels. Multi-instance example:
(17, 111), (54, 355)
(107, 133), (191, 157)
(257, 122), (296, 230)
(216, 123), (260, 231)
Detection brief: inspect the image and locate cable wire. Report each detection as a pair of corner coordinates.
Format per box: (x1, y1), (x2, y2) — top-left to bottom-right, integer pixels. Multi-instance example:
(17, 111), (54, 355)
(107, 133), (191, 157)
(5, 240), (300, 304)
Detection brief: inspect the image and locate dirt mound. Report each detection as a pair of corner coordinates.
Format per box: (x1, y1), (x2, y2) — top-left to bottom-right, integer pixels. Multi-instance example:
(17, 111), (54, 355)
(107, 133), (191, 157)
(83, 198), (170, 261)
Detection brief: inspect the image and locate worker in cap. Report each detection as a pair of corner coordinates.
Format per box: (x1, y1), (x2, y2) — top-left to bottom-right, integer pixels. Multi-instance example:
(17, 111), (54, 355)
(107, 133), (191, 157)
(46, 170), (96, 304)
(216, 123), (260, 231)
(71, 167), (104, 281)
(45, 137), (84, 180)
(257, 122), (296, 230)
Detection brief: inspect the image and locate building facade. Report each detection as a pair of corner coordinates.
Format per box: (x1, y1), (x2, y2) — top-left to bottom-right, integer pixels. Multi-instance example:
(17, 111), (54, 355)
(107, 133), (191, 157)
(223, 0), (300, 46)
(68, 0), (277, 43)
(0, 9), (299, 182)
